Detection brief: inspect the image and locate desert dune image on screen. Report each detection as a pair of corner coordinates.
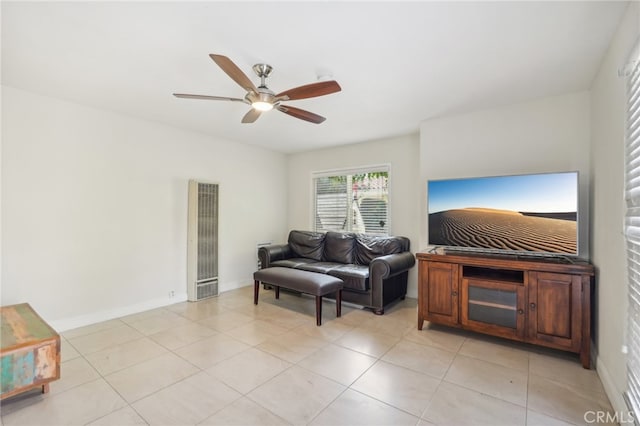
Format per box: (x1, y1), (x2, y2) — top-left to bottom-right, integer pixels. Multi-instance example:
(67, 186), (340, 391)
(428, 173), (578, 254)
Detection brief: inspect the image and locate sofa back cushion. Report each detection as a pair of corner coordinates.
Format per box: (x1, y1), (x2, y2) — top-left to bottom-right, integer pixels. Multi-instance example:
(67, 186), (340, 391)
(324, 232), (356, 264)
(288, 230), (325, 261)
(355, 234), (409, 265)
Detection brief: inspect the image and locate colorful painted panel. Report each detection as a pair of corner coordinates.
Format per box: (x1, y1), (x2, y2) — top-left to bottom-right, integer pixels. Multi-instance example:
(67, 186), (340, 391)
(1, 304), (60, 399)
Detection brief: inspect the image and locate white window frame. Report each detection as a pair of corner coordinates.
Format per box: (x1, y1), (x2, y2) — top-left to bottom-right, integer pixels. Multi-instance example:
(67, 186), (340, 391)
(311, 164), (391, 235)
(625, 38), (640, 420)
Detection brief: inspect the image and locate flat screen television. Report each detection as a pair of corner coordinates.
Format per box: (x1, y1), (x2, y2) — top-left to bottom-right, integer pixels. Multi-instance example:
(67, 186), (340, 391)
(427, 171), (579, 257)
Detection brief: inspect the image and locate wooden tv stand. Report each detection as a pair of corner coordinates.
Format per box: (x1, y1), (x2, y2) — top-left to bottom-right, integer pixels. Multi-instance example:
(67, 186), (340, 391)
(416, 251), (594, 368)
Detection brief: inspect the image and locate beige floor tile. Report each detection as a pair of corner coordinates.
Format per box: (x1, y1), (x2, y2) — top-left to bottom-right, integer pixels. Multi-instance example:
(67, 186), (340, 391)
(444, 354), (528, 406)
(119, 307), (172, 324)
(351, 360), (440, 417)
(262, 312), (317, 330)
(382, 339), (456, 379)
(84, 336), (168, 375)
(0, 288), (614, 426)
(247, 365), (346, 425)
(403, 326), (467, 353)
(50, 357), (101, 395)
(166, 299), (228, 321)
(422, 381), (527, 426)
(223, 319), (289, 346)
(309, 389), (420, 426)
(1, 379), (126, 426)
(132, 371), (242, 425)
(335, 327), (401, 358)
(217, 289), (257, 310)
(149, 321), (218, 350)
(355, 313), (414, 337)
(206, 348), (292, 394)
(298, 343), (377, 386)
(526, 409), (576, 426)
(458, 335), (530, 371)
(257, 291), (317, 316)
(338, 307), (378, 326)
(221, 297), (261, 311)
(199, 396), (292, 425)
(293, 320), (355, 342)
(383, 298), (419, 324)
(126, 310), (193, 335)
(174, 333), (251, 369)
(529, 351), (606, 394)
(256, 329), (328, 363)
(87, 406), (148, 425)
(527, 373), (614, 425)
(198, 310), (256, 332)
(258, 298), (320, 329)
(60, 337), (81, 362)
(231, 300), (284, 321)
(66, 324), (144, 355)
(61, 318), (125, 339)
(104, 352), (199, 403)
(333, 302), (363, 316)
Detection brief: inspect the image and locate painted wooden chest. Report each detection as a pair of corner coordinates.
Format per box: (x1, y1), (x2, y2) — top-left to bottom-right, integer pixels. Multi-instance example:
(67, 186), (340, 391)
(1, 303), (60, 400)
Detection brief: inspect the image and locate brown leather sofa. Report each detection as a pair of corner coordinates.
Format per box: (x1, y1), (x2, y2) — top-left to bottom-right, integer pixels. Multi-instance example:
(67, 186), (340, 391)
(258, 230), (415, 314)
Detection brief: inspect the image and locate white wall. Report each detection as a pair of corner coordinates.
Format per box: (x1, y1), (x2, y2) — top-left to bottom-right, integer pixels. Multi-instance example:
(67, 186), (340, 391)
(1, 86), (288, 330)
(419, 92), (592, 260)
(286, 134), (421, 297)
(590, 1), (639, 413)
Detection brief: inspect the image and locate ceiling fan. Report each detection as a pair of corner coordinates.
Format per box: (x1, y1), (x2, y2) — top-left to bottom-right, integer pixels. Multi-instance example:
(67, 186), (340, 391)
(173, 54), (341, 124)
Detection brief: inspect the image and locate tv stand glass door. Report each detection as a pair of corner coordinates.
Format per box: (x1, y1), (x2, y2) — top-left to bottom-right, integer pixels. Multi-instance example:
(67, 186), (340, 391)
(461, 277), (526, 340)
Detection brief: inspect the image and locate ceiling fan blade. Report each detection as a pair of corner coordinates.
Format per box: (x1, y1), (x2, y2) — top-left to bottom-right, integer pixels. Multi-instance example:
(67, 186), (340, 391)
(210, 54), (259, 94)
(277, 105), (326, 124)
(275, 80), (341, 101)
(173, 93), (246, 102)
(241, 109), (262, 124)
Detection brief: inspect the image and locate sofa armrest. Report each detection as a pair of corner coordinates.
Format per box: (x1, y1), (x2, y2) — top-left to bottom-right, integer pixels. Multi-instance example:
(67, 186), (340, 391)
(370, 252), (416, 279)
(367, 251), (416, 314)
(258, 244), (293, 269)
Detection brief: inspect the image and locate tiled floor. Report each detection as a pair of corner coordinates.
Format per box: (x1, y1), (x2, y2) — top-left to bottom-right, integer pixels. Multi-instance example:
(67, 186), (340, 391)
(1, 286), (614, 425)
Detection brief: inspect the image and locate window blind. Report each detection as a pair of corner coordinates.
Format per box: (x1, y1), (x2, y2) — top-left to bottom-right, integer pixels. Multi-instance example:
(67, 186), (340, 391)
(626, 39), (640, 419)
(313, 166), (390, 235)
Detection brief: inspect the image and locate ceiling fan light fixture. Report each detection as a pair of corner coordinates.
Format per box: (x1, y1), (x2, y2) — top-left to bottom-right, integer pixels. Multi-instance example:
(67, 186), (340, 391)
(252, 100), (273, 111)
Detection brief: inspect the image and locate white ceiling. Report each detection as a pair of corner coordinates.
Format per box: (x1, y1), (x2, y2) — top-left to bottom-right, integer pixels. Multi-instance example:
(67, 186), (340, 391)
(1, 1), (629, 153)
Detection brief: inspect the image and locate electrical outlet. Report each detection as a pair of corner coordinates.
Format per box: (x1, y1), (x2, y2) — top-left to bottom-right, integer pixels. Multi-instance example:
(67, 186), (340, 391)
(169, 290), (175, 298)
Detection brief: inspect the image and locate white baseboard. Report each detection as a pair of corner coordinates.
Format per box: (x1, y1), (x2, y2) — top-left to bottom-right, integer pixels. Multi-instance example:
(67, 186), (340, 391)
(50, 280), (257, 333)
(597, 355), (628, 413)
(50, 292), (188, 332)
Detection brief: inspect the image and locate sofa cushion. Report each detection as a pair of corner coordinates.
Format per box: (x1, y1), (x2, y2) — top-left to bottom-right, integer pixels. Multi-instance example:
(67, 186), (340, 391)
(296, 262), (343, 274)
(324, 232), (356, 264)
(271, 258), (319, 269)
(288, 230), (325, 261)
(328, 264), (369, 291)
(355, 234), (408, 265)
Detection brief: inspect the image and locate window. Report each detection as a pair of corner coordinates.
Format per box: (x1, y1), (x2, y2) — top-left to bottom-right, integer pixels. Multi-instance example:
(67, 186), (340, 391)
(313, 166), (389, 235)
(625, 39), (640, 418)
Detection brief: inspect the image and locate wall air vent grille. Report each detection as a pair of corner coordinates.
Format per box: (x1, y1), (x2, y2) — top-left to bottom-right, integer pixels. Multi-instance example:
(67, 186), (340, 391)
(196, 278), (218, 301)
(187, 181), (219, 301)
